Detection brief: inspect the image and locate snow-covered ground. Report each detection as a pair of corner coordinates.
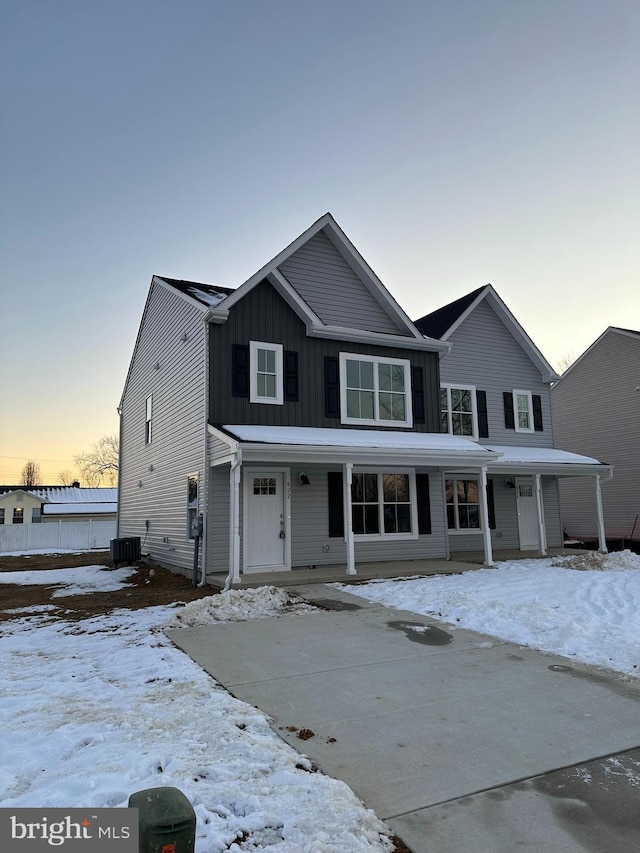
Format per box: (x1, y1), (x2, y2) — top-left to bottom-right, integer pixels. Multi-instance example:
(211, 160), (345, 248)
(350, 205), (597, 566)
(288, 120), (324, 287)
(337, 550), (640, 677)
(3, 551), (639, 852)
(0, 572), (392, 852)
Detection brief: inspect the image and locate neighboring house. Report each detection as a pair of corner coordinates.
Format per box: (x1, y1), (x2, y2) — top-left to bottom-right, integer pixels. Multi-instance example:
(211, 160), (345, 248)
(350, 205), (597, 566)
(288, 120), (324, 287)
(413, 285), (611, 555)
(117, 214), (611, 584)
(0, 487), (117, 524)
(551, 326), (640, 546)
(0, 489), (48, 525)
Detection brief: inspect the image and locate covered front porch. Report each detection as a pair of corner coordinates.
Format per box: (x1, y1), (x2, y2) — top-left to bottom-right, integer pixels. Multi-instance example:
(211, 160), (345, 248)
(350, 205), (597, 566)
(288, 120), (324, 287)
(206, 546), (586, 589)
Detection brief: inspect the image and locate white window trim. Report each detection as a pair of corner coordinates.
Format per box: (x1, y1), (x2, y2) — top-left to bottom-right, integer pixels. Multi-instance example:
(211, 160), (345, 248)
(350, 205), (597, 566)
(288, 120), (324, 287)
(445, 475), (481, 535)
(441, 384), (478, 440)
(339, 352), (413, 428)
(513, 389), (534, 433)
(351, 467), (419, 541)
(250, 341), (284, 405)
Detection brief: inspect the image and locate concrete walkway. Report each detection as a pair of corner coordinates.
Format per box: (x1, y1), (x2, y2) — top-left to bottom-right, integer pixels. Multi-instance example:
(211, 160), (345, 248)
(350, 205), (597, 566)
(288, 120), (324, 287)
(167, 584), (640, 852)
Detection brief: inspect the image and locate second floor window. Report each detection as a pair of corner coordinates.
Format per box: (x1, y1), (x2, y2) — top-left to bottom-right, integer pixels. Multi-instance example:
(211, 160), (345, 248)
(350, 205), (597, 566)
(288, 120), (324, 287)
(339, 353), (412, 427)
(513, 390), (534, 433)
(250, 341), (283, 405)
(441, 385), (477, 438)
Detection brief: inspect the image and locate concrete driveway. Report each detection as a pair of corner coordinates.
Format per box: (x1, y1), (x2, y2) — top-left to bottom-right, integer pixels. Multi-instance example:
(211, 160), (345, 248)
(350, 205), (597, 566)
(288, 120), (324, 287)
(167, 584), (640, 852)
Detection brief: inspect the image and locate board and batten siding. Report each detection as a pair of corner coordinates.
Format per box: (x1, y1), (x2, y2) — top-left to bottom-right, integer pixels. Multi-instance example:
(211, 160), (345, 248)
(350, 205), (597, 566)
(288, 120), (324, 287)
(119, 282), (206, 573)
(552, 329), (640, 537)
(441, 300), (554, 447)
(278, 230), (408, 335)
(210, 279), (442, 432)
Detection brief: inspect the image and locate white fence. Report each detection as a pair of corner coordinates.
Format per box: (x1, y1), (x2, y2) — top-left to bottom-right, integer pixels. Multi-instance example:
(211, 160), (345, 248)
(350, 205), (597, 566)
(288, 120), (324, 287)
(0, 520), (117, 553)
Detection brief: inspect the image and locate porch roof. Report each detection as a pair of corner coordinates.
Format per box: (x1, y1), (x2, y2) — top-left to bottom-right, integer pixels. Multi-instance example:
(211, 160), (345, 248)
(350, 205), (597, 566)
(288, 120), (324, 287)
(483, 445), (612, 477)
(215, 424), (497, 467)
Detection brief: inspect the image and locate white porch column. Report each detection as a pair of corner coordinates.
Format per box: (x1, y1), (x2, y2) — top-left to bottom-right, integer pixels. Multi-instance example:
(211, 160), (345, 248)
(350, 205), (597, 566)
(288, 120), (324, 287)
(344, 462), (356, 575)
(534, 474), (547, 555)
(228, 456), (242, 585)
(594, 475), (608, 553)
(479, 466), (494, 567)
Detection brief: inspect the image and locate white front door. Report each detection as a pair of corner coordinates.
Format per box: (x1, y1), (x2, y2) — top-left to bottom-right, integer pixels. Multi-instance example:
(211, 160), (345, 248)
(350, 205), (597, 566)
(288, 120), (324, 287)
(244, 470), (289, 572)
(516, 477), (538, 550)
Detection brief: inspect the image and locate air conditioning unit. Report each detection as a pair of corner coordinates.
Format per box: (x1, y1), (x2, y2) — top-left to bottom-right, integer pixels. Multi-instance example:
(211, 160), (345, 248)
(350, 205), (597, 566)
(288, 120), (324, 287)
(110, 536), (141, 567)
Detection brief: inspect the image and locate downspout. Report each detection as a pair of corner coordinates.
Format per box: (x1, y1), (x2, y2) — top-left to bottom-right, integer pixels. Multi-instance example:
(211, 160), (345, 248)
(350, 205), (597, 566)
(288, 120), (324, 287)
(116, 404), (123, 539)
(198, 317), (211, 586)
(223, 448), (242, 591)
(594, 469), (613, 553)
(534, 473), (547, 556)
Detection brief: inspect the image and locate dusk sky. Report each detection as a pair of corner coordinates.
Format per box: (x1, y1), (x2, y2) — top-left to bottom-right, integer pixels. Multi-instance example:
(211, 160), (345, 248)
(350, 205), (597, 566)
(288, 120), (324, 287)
(1, 0), (638, 483)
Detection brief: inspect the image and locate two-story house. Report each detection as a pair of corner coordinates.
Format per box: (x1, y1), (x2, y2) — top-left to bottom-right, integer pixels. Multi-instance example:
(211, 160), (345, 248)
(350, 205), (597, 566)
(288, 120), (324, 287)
(551, 326), (640, 547)
(414, 285), (612, 556)
(117, 215), (611, 585)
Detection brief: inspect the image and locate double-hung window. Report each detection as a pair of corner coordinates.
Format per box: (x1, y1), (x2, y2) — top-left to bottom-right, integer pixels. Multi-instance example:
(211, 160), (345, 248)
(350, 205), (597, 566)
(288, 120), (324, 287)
(13, 507), (24, 524)
(250, 341), (283, 405)
(340, 353), (412, 427)
(351, 470), (417, 539)
(513, 390), (534, 433)
(441, 385), (477, 438)
(445, 478), (480, 531)
(0, 509), (5, 524)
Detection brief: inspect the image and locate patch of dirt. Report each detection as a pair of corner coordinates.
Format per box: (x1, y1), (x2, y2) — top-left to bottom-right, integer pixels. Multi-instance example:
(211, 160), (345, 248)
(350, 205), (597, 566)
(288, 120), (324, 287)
(0, 552), (215, 622)
(553, 551), (608, 571)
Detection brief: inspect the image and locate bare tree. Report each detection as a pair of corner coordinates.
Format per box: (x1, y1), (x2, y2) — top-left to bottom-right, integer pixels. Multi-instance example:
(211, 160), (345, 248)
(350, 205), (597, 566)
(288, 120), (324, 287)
(57, 470), (78, 486)
(74, 435), (119, 486)
(20, 460), (42, 488)
(556, 350), (575, 374)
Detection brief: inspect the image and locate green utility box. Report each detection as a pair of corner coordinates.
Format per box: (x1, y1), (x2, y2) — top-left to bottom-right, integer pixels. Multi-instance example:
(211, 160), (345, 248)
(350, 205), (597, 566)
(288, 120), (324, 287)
(128, 786), (196, 853)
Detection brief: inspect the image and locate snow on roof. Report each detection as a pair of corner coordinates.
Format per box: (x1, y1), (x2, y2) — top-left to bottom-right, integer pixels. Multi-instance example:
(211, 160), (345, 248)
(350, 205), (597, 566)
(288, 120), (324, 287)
(29, 488), (118, 504)
(223, 425), (496, 454)
(157, 277), (234, 308)
(42, 502), (117, 515)
(483, 445), (606, 466)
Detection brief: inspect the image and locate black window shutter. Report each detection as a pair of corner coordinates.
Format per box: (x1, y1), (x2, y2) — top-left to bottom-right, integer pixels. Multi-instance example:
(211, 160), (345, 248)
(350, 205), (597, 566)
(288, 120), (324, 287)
(486, 479), (496, 529)
(284, 350), (299, 402)
(532, 395), (543, 431)
(327, 471), (344, 537)
(503, 392), (515, 429)
(411, 366), (425, 424)
(324, 356), (340, 418)
(416, 473), (431, 534)
(476, 390), (489, 438)
(232, 344), (249, 397)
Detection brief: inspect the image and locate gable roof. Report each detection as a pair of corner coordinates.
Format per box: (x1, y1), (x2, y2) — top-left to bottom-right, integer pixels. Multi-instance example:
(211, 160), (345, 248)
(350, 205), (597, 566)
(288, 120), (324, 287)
(414, 284), (559, 383)
(206, 213), (449, 353)
(0, 488), (50, 504)
(157, 277), (235, 308)
(414, 286), (486, 339)
(554, 325), (640, 383)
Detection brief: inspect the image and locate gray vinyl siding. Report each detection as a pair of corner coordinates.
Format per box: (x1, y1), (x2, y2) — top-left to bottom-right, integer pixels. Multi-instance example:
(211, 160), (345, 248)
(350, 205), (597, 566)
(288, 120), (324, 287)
(278, 230), (408, 335)
(552, 330), (640, 537)
(210, 279), (442, 432)
(207, 464), (231, 574)
(449, 477), (562, 552)
(441, 301), (554, 447)
(119, 282), (206, 573)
